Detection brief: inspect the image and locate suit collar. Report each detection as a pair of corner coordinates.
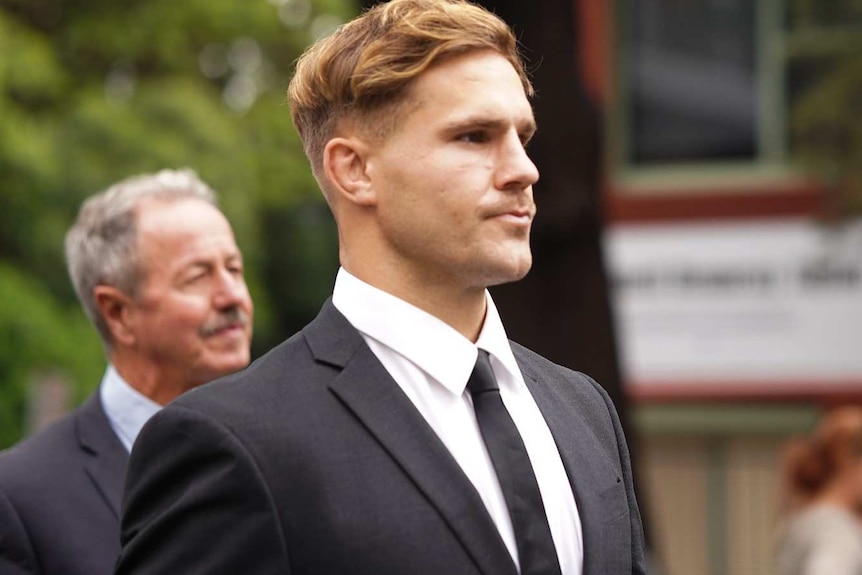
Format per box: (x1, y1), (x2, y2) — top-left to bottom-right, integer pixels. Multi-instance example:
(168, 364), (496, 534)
(304, 300), (518, 575)
(330, 268), (522, 396)
(303, 299), (365, 368)
(75, 391), (129, 518)
(514, 348), (621, 575)
(307, 302), (621, 574)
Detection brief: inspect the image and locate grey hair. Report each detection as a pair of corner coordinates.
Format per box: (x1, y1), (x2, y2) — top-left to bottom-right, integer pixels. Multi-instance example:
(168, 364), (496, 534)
(65, 168), (218, 349)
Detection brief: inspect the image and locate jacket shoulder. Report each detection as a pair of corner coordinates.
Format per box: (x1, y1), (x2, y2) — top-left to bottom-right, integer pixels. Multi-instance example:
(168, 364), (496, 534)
(173, 329), (314, 410)
(509, 341), (606, 394)
(0, 408), (80, 488)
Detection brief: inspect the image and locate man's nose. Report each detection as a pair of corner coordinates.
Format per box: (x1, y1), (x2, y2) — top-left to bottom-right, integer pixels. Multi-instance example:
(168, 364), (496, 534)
(212, 268), (249, 310)
(495, 131), (539, 191)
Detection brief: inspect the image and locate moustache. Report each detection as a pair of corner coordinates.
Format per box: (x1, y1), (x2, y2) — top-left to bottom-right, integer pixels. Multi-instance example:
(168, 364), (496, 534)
(199, 307), (250, 337)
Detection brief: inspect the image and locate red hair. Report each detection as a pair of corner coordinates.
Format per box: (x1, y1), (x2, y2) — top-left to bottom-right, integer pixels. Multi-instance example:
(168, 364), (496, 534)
(782, 406), (862, 508)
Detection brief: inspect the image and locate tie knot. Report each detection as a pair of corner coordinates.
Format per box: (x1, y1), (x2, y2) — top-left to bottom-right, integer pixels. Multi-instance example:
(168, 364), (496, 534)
(467, 349), (498, 395)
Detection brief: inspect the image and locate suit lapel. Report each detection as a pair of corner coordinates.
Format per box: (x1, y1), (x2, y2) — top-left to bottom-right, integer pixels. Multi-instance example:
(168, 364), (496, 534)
(75, 392), (129, 519)
(514, 349), (620, 575)
(305, 301), (518, 575)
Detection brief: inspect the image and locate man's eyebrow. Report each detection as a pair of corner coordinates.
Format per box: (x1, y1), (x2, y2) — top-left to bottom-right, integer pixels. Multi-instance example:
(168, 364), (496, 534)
(177, 250), (242, 271)
(442, 114), (537, 135)
(178, 259), (212, 272)
(443, 116), (505, 131)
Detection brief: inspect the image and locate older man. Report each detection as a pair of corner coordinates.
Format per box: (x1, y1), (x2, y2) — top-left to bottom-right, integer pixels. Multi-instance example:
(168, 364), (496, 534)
(117, 2), (647, 574)
(0, 169), (253, 575)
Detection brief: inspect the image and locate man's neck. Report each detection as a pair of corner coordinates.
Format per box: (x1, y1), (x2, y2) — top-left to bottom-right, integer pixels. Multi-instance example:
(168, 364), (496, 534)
(109, 353), (182, 406)
(342, 264), (488, 342)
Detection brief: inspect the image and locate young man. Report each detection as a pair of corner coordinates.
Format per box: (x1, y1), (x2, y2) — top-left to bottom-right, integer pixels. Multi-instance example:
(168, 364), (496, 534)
(0, 169), (253, 575)
(116, 2), (647, 574)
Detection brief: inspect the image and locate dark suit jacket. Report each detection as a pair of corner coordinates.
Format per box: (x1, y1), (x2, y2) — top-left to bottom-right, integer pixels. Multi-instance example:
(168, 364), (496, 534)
(117, 300), (647, 574)
(0, 392), (128, 575)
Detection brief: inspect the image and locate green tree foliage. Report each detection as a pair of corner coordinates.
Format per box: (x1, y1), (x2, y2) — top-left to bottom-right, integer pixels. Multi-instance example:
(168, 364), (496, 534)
(0, 0), (355, 447)
(0, 263), (103, 443)
(786, 0), (862, 214)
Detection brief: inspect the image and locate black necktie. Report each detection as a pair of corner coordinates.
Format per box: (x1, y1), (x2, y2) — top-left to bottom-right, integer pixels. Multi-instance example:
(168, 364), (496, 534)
(467, 350), (563, 575)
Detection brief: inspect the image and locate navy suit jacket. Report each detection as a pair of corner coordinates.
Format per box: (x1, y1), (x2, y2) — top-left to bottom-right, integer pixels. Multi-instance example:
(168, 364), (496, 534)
(0, 392), (128, 575)
(117, 300), (647, 574)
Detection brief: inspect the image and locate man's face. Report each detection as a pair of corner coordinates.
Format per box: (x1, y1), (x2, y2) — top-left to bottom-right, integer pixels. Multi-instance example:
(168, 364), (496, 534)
(364, 49), (539, 291)
(126, 198), (253, 393)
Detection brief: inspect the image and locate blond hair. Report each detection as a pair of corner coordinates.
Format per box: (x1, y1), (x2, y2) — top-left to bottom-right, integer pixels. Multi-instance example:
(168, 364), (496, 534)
(287, 0), (532, 193)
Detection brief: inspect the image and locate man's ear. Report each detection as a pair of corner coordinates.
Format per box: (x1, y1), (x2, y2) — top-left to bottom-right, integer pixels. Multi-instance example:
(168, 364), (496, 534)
(94, 285), (137, 347)
(323, 137), (377, 207)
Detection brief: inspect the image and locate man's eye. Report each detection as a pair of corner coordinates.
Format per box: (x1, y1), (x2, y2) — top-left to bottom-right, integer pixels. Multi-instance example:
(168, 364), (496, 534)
(458, 131), (488, 144)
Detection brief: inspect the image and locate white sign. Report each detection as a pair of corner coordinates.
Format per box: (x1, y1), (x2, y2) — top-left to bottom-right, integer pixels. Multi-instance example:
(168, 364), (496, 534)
(604, 218), (862, 395)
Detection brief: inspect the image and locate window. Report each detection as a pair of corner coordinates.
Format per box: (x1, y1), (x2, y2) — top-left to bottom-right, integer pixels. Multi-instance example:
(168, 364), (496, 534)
(612, 0), (861, 184)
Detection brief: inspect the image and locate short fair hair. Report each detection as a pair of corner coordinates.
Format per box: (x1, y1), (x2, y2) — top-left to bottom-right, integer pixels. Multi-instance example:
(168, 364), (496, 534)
(287, 0), (532, 193)
(65, 168), (218, 349)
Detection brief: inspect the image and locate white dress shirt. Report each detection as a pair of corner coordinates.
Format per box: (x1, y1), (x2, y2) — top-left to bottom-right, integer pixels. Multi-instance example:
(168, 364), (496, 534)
(332, 268), (583, 575)
(99, 365), (161, 453)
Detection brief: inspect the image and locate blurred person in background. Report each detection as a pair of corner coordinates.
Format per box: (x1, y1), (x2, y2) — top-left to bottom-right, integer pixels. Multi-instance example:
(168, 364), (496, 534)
(776, 406), (862, 575)
(0, 168), (254, 575)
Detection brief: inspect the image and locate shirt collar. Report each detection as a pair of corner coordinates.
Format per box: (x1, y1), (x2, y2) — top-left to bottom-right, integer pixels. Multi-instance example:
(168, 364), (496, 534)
(475, 293), (523, 386)
(332, 267), (522, 395)
(99, 364), (162, 452)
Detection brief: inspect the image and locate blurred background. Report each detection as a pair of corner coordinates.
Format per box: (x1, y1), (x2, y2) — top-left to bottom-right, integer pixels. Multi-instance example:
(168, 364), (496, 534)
(1, 0), (860, 573)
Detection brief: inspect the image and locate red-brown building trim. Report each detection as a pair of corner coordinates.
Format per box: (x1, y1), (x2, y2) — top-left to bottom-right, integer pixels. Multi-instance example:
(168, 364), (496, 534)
(629, 380), (862, 406)
(604, 182), (826, 224)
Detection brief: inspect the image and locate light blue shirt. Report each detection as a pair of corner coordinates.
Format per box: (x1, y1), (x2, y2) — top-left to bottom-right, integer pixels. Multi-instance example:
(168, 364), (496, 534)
(99, 365), (161, 453)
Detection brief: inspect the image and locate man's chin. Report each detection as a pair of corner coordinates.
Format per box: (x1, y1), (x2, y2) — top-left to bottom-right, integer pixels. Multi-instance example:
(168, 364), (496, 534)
(481, 258), (533, 288)
(201, 354), (251, 380)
